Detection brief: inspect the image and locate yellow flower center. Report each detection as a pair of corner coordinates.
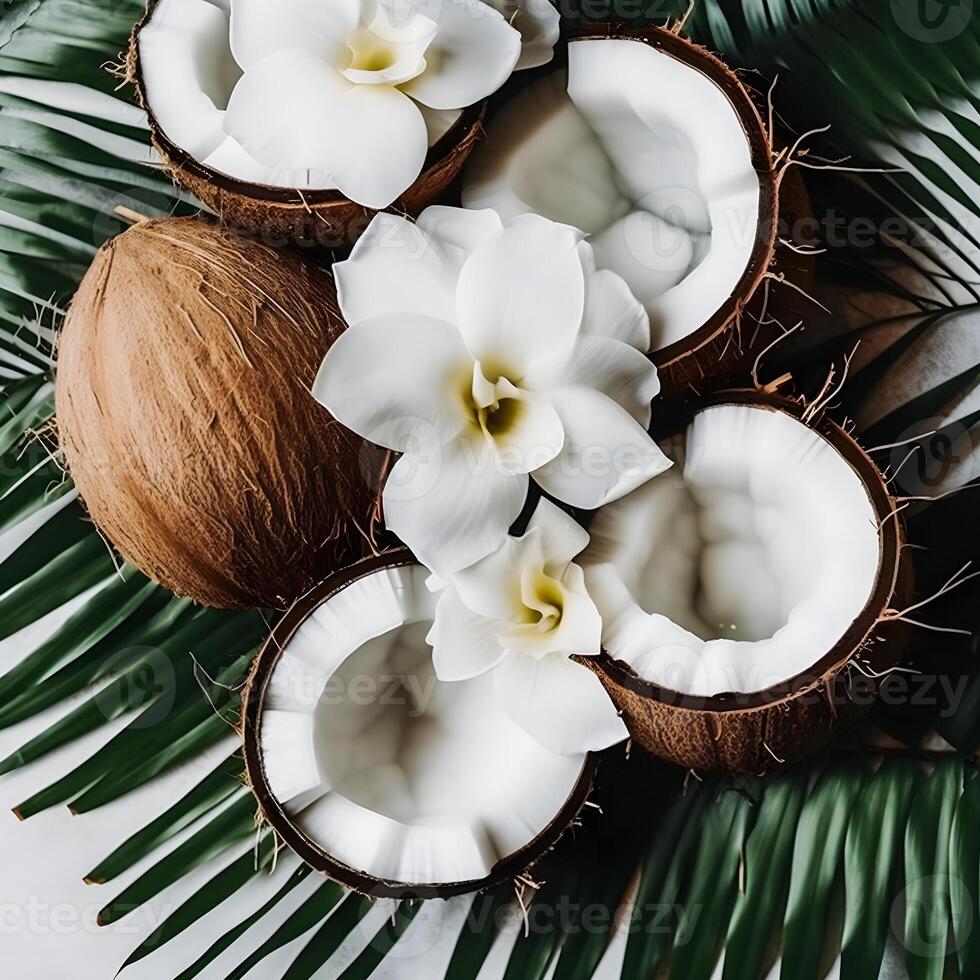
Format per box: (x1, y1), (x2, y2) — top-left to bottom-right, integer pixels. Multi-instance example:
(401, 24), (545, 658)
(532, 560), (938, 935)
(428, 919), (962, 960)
(347, 31), (399, 73)
(518, 568), (565, 633)
(461, 361), (526, 445)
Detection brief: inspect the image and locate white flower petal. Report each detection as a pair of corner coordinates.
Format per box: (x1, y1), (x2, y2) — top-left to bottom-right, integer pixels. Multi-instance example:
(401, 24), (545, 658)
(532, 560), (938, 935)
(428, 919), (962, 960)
(223, 51), (348, 169)
(450, 499), (588, 621)
(334, 212), (466, 326)
(580, 249), (652, 352)
(229, 0), (357, 69)
(576, 238), (597, 277)
(416, 205), (504, 257)
(403, 0), (521, 110)
(452, 532), (543, 621)
(525, 498), (590, 570)
(549, 562), (602, 655)
(427, 588), (507, 681)
(532, 335), (660, 429)
(456, 213), (586, 372)
(493, 653), (627, 755)
(488, 383), (564, 475)
(224, 50), (428, 208)
(313, 313), (470, 452)
(480, 0), (559, 70)
(342, 59), (427, 87)
(139, 0), (240, 161)
(334, 206), (501, 328)
(322, 84), (429, 207)
(383, 435), (528, 575)
(501, 561), (600, 658)
(201, 134), (336, 189)
(534, 387), (672, 509)
(417, 104), (462, 144)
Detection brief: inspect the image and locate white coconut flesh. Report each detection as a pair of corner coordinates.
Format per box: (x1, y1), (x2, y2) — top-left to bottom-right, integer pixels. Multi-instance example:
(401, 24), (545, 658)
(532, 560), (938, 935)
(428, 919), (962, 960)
(463, 38), (762, 351)
(259, 564), (588, 886)
(583, 404), (882, 698)
(138, 0), (461, 191)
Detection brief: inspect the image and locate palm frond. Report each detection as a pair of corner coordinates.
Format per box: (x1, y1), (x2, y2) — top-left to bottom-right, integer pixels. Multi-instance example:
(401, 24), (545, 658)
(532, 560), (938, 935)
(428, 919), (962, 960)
(108, 753), (980, 979)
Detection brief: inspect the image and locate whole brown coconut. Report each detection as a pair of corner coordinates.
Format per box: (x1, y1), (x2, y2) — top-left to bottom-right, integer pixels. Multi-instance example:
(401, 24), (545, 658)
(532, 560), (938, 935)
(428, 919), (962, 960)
(56, 217), (379, 609)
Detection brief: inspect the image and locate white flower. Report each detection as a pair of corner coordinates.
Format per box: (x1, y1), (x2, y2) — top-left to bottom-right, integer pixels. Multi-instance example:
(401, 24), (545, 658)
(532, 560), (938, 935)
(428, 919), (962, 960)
(314, 205), (672, 576)
(426, 499), (628, 755)
(481, 0), (559, 69)
(141, 0), (556, 209)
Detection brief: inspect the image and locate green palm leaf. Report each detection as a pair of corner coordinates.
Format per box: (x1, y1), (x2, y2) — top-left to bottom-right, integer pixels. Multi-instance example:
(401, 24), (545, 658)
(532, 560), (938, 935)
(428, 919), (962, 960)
(169, 858), (311, 980)
(950, 770), (980, 976)
(840, 759), (921, 978)
(780, 761), (865, 980)
(96, 792), (261, 928)
(904, 760), (964, 980)
(84, 751), (247, 885)
(224, 880), (351, 980)
(724, 773), (807, 980)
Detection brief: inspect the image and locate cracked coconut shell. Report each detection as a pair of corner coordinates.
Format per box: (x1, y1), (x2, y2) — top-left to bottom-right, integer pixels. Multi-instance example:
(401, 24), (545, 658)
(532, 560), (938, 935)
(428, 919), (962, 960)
(56, 216), (381, 609)
(128, 0), (487, 246)
(463, 24), (815, 396)
(578, 389), (912, 773)
(242, 551), (596, 898)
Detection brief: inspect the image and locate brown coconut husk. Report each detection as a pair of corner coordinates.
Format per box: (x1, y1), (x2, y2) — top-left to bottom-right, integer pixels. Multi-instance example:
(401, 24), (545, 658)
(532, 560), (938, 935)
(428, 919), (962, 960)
(577, 388), (911, 774)
(241, 550), (596, 899)
(56, 216), (384, 610)
(127, 0), (486, 245)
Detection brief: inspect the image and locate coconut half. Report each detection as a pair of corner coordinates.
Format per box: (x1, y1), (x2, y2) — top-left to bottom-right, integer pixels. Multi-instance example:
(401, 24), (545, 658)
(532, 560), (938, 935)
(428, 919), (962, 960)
(463, 27), (779, 392)
(242, 552), (593, 897)
(580, 391), (909, 772)
(132, 0), (486, 243)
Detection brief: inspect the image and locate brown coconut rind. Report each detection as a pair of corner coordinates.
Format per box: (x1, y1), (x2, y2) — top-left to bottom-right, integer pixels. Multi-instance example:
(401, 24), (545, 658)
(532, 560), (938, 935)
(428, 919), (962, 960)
(565, 26), (782, 396)
(56, 216), (383, 610)
(578, 388), (911, 774)
(241, 550), (596, 899)
(128, 1), (486, 245)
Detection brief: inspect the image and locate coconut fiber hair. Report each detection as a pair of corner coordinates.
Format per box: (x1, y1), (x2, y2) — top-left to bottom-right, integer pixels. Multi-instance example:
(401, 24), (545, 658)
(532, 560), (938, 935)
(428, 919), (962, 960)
(56, 217), (381, 609)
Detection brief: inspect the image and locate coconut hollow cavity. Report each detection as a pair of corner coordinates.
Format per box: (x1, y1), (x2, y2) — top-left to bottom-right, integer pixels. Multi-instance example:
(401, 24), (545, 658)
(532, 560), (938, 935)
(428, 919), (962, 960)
(463, 27), (779, 392)
(580, 391), (908, 773)
(132, 0), (486, 244)
(242, 553), (593, 897)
